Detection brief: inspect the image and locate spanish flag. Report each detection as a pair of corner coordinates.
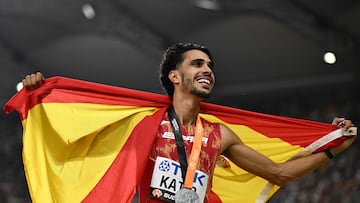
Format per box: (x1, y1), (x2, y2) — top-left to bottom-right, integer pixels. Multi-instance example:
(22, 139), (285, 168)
(4, 76), (348, 203)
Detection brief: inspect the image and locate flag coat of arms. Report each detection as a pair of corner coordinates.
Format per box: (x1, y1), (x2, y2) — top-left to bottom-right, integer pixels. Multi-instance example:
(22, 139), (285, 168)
(4, 76), (347, 203)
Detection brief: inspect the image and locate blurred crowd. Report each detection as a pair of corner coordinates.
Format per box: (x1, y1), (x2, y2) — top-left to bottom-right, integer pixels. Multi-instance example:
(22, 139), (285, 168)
(0, 91), (358, 203)
(263, 93), (359, 203)
(0, 111), (30, 203)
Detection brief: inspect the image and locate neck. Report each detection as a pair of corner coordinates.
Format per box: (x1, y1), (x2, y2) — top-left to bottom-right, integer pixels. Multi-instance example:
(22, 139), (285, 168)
(171, 93), (202, 126)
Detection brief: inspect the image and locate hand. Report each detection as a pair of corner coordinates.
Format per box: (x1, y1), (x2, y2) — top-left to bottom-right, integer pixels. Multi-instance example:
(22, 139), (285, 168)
(331, 117), (356, 155)
(331, 117), (354, 130)
(22, 72), (45, 90)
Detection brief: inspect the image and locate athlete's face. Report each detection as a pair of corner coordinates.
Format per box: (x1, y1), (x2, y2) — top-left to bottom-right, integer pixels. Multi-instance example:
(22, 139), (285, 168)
(175, 49), (215, 98)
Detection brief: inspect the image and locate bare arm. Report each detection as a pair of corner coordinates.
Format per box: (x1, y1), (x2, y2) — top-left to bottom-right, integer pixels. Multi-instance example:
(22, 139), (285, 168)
(220, 118), (356, 186)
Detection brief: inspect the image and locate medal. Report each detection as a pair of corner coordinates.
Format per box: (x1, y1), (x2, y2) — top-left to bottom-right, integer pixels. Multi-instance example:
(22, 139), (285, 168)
(174, 188), (199, 203)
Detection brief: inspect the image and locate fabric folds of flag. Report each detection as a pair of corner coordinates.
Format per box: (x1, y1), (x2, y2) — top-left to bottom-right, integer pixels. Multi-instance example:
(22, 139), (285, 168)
(4, 76), (346, 203)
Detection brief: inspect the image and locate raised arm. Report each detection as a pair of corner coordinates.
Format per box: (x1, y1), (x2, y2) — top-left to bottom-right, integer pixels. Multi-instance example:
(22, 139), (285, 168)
(22, 72), (45, 89)
(219, 118), (356, 186)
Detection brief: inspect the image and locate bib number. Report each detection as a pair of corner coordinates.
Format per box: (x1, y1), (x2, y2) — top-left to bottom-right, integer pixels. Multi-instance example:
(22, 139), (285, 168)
(149, 157), (208, 202)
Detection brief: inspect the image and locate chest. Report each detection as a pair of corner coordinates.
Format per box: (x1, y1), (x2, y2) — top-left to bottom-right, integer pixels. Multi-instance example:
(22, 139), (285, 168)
(151, 117), (222, 174)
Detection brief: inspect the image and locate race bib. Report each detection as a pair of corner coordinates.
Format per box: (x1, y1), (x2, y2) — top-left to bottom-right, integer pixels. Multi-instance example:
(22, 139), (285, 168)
(149, 157), (208, 202)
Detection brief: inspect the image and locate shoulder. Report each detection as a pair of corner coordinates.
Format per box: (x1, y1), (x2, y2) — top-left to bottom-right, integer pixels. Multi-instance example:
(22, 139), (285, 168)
(219, 123), (241, 138)
(200, 117), (221, 131)
(219, 123), (232, 133)
(219, 123), (244, 154)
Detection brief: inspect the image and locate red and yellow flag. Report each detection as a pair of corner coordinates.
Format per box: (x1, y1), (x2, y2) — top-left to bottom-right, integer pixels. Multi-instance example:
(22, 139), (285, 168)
(4, 76), (345, 203)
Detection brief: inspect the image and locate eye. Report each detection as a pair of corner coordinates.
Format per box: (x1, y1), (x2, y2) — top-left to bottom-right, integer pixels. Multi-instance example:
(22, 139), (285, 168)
(191, 59), (206, 68)
(208, 62), (214, 70)
(190, 59), (214, 70)
(198, 61), (204, 67)
(192, 59), (203, 67)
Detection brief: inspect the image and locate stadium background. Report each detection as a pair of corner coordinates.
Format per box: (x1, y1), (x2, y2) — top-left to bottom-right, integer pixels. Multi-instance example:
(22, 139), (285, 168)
(0, 0), (359, 202)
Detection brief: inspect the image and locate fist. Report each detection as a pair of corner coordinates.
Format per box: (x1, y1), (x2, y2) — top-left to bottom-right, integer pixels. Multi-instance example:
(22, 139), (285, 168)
(22, 72), (45, 89)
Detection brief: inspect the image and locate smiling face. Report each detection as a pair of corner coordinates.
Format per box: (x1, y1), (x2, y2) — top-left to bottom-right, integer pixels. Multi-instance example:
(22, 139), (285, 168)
(170, 49), (215, 98)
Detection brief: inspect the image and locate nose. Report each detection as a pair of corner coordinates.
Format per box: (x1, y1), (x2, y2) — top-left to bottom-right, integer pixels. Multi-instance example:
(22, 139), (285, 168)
(201, 65), (215, 81)
(202, 64), (213, 74)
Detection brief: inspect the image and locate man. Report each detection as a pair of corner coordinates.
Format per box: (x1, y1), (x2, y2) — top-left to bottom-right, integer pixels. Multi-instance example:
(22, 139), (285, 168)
(22, 42), (355, 202)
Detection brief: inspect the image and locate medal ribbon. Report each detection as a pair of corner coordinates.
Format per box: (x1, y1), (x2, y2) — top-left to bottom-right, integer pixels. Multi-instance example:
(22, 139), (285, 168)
(183, 116), (204, 189)
(167, 106), (205, 190)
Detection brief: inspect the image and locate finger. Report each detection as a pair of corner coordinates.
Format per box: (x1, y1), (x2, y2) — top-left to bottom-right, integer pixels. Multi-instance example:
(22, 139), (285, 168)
(343, 120), (353, 129)
(40, 72), (45, 80)
(23, 75), (32, 89)
(331, 117), (344, 125)
(35, 72), (44, 84)
(338, 119), (346, 127)
(30, 73), (38, 88)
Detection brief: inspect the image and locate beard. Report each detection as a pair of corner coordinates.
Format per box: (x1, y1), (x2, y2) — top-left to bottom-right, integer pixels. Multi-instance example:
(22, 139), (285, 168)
(191, 87), (211, 98)
(181, 74), (212, 98)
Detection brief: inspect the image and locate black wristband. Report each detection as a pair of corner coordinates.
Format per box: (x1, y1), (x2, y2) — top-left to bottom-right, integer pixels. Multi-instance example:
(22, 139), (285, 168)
(324, 149), (334, 159)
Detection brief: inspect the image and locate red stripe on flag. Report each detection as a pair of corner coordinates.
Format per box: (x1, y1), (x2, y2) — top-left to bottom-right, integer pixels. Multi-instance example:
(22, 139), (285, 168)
(200, 102), (344, 150)
(209, 190), (223, 203)
(82, 107), (166, 203)
(4, 76), (171, 120)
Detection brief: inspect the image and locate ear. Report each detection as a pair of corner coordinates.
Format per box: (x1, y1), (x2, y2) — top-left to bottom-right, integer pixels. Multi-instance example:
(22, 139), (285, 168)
(168, 70), (180, 84)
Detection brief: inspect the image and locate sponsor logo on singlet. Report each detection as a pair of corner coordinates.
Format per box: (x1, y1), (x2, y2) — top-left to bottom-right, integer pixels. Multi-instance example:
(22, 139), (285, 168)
(161, 132), (208, 144)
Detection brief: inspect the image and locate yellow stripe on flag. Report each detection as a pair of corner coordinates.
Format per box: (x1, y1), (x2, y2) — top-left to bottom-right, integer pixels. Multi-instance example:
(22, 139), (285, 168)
(201, 114), (303, 203)
(5, 76), (345, 203)
(22, 103), (157, 203)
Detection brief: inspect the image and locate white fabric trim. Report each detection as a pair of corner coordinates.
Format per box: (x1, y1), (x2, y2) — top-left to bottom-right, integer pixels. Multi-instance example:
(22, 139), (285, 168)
(256, 127), (357, 203)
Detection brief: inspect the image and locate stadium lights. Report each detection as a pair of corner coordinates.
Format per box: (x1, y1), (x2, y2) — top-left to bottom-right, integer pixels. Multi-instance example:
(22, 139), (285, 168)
(323, 51), (336, 64)
(193, 0), (221, 10)
(16, 81), (23, 92)
(82, 3), (95, 19)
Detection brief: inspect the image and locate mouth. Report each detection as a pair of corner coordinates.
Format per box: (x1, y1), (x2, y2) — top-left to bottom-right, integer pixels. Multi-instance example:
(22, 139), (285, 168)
(195, 77), (212, 89)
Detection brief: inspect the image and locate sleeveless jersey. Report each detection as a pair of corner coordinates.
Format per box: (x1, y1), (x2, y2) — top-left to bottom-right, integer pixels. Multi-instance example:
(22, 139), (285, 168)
(137, 112), (222, 203)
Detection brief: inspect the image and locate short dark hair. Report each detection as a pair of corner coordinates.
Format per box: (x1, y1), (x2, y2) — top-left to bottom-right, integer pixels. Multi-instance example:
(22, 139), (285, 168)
(159, 42), (214, 96)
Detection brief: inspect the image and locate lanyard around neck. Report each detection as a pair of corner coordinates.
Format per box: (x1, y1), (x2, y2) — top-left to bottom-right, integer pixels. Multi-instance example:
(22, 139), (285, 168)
(167, 106), (204, 189)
